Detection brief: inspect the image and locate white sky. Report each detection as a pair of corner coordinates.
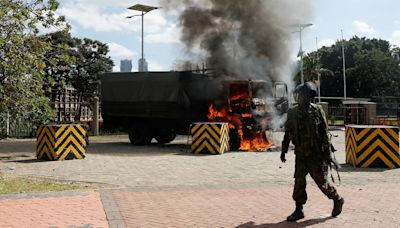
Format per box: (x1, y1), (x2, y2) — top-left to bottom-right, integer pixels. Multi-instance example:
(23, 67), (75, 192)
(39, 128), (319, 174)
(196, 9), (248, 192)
(56, 0), (400, 72)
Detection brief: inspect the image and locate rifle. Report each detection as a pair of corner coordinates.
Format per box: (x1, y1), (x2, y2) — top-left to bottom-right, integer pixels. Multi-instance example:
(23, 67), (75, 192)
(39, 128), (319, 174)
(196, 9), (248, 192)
(328, 133), (341, 186)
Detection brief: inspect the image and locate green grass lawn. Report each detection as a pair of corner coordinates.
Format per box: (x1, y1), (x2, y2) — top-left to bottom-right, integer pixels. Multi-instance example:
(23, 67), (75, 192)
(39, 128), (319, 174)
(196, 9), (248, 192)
(0, 173), (96, 195)
(328, 119), (345, 125)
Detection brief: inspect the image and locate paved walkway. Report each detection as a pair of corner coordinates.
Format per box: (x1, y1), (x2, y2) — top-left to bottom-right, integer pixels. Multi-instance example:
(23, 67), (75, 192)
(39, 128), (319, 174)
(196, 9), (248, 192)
(0, 191), (108, 228)
(0, 183), (399, 228)
(0, 130), (399, 227)
(107, 183), (400, 228)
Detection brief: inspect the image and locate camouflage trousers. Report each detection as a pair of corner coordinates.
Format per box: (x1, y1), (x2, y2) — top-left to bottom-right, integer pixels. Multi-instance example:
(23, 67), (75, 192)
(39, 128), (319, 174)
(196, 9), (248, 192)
(293, 156), (339, 205)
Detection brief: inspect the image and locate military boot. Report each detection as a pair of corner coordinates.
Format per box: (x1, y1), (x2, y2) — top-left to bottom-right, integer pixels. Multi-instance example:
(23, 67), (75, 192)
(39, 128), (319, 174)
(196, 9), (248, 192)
(286, 203), (304, 222)
(332, 196), (344, 217)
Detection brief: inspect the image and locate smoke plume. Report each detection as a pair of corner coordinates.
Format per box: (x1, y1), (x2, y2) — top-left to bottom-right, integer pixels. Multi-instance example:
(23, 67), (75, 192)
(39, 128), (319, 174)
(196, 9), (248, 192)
(160, 0), (314, 86)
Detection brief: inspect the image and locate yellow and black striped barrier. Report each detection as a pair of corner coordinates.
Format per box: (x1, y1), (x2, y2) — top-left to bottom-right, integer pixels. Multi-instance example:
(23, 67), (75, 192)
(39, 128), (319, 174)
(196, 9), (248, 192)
(36, 124), (88, 161)
(345, 125), (400, 168)
(191, 123), (230, 155)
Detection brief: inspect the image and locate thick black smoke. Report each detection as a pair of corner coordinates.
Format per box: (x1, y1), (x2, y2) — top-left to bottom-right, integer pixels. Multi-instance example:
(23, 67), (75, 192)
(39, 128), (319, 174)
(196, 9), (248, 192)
(161, 0), (314, 85)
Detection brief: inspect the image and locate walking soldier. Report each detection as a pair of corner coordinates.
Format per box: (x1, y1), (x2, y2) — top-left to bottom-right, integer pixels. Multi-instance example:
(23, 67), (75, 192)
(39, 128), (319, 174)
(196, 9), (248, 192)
(281, 82), (344, 222)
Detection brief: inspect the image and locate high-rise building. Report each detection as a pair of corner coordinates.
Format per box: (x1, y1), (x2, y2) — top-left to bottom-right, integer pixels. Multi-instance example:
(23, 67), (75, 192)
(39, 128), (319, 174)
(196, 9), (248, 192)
(120, 59), (132, 72)
(138, 58), (148, 72)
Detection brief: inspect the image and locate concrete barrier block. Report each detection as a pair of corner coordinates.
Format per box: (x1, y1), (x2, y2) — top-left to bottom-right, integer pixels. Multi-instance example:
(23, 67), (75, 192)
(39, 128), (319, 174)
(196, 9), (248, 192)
(191, 123), (230, 155)
(36, 124), (88, 161)
(345, 125), (400, 168)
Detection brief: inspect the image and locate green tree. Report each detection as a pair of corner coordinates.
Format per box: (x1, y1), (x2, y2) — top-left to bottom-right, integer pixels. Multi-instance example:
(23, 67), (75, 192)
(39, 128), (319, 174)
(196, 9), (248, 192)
(41, 31), (113, 121)
(72, 38), (113, 102)
(347, 50), (400, 97)
(0, 0), (67, 134)
(71, 38), (113, 120)
(42, 31), (79, 96)
(303, 36), (400, 98)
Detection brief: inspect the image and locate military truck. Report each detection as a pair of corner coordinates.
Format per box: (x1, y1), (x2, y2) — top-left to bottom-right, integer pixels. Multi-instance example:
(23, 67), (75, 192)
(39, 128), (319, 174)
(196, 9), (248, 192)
(100, 71), (288, 149)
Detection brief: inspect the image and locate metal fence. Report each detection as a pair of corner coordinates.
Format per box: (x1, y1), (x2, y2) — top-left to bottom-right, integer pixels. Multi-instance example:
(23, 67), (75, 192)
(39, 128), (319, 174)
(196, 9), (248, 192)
(0, 114), (35, 138)
(1, 104), (95, 139)
(50, 101), (93, 124)
(327, 106), (367, 126)
(328, 104), (400, 127)
(376, 103), (400, 126)
(327, 107), (345, 126)
(49, 89), (94, 124)
(1, 101), (97, 139)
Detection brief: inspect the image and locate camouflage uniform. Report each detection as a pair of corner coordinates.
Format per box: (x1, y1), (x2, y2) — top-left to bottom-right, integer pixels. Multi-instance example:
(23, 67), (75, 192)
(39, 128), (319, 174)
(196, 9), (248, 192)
(282, 103), (339, 205)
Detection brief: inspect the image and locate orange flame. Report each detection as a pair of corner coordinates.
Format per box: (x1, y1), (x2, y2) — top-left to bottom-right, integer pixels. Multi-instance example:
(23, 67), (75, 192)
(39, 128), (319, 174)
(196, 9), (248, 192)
(207, 83), (273, 152)
(207, 103), (272, 152)
(208, 105), (242, 130)
(239, 131), (272, 152)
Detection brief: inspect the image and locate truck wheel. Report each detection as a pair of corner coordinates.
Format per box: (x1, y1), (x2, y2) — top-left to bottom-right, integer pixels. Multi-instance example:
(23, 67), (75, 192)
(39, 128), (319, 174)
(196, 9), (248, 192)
(229, 129), (241, 151)
(155, 128), (176, 144)
(129, 122), (153, 145)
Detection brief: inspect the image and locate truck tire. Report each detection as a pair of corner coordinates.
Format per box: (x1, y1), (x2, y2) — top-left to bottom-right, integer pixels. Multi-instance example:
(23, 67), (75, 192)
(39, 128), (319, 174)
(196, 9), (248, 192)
(128, 122), (153, 145)
(229, 128), (241, 151)
(154, 128), (176, 144)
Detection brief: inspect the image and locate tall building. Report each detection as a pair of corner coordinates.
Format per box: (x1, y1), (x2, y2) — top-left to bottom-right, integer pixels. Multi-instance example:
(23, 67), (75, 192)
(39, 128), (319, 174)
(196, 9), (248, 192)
(138, 58), (148, 72)
(120, 59), (132, 72)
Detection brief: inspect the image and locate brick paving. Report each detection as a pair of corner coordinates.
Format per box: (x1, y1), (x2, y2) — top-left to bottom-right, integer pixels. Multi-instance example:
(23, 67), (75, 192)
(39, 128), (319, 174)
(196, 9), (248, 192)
(109, 183), (400, 228)
(0, 191), (108, 228)
(0, 130), (399, 227)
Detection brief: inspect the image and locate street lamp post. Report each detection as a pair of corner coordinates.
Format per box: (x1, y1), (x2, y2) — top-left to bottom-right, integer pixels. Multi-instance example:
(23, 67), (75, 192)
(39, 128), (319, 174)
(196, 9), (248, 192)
(294, 23), (313, 84)
(127, 4), (159, 72)
(316, 37), (321, 103)
(341, 29), (347, 100)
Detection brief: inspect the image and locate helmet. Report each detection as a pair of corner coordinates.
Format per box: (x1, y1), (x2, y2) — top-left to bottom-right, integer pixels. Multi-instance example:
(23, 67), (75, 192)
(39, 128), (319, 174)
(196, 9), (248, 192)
(294, 82), (317, 99)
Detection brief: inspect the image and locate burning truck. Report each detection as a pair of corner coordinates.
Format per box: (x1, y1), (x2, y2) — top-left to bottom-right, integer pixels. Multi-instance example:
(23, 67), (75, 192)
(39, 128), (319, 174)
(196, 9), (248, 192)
(101, 71), (288, 151)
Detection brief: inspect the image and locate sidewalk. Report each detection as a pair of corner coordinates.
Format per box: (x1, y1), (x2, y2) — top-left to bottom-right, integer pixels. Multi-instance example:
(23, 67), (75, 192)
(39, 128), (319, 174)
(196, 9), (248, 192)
(0, 191), (108, 228)
(108, 183), (400, 228)
(1, 131), (399, 227)
(0, 182), (399, 228)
